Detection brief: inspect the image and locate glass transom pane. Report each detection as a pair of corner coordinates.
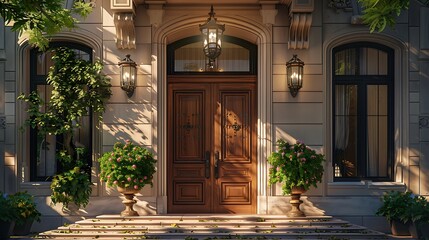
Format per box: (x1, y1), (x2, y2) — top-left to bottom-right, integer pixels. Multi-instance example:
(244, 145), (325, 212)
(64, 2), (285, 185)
(334, 47), (389, 76)
(174, 41), (250, 72)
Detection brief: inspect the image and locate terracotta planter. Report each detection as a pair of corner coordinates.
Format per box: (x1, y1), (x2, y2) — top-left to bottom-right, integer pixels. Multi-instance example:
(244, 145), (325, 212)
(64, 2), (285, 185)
(288, 186), (306, 217)
(0, 220), (15, 239)
(117, 186), (140, 216)
(390, 220), (411, 236)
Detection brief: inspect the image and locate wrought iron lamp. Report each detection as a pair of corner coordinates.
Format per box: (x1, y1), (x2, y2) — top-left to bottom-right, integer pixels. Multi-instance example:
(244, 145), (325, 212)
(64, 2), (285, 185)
(199, 5), (225, 63)
(118, 54), (137, 96)
(286, 54), (304, 97)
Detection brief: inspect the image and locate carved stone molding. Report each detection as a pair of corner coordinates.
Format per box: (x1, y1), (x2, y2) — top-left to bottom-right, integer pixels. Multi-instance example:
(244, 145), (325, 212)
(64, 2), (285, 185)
(328, 0), (364, 25)
(111, 0), (135, 13)
(0, 116), (5, 129)
(328, 0), (352, 12)
(420, 116), (429, 128)
(111, 0), (137, 49)
(114, 13), (136, 49)
(288, 0), (313, 49)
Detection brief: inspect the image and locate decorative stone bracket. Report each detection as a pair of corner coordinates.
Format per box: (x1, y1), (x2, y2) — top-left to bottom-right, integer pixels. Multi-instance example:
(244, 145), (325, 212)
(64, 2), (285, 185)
(288, 0), (314, 49)
(114, 13), (136, 49)
(111, 0), (137, 49)
(111, 0), (165, 49)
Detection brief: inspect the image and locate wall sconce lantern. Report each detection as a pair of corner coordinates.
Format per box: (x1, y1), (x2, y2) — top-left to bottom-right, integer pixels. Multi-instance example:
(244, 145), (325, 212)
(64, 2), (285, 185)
(286, 54), (304, 97)
(199, 5), (225, 63)
(118, 54), (137, 97)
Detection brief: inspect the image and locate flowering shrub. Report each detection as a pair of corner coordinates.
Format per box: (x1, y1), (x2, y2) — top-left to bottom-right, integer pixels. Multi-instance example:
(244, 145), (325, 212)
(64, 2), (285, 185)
(268, 139), (325, 195)
(99, 140), (156, 190)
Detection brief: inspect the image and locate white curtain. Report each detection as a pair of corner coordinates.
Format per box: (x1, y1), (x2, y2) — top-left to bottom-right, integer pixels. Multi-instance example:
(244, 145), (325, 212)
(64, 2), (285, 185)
(335, 85), (350, 150)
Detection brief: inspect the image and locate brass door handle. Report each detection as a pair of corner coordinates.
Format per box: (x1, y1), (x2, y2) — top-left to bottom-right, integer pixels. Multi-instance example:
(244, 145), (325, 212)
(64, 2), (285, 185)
(205, 151), (210, 179)
(214, 151), (220, 179)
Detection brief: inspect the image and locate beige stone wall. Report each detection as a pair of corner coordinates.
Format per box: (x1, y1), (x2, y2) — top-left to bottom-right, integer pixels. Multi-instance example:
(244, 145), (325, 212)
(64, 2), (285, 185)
(0, 0), (428, 233)
(0, 19), (18, 194)
(99, 0), (155, 200)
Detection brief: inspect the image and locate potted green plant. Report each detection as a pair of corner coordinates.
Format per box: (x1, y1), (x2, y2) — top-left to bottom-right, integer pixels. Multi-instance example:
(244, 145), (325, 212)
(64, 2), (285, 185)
(0, 192), (19, 239)
(9, 191), (41, 236)
(376, 190), (415, 236)
(50, 158), (93, 211)
(98, 140), (157, 216)
(267, 139), (325, 217)
(409, 194), (429, 239)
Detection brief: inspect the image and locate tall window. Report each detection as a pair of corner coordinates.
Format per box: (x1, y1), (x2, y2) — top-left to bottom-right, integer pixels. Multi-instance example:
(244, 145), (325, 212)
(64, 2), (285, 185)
(333, 42), (394, 181)
(29, 42), (93, 181)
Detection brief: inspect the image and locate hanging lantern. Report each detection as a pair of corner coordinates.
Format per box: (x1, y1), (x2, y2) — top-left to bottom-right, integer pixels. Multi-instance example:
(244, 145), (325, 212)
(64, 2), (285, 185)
(286, 54), (304, 97)
(199, 5), (225, 60)
(118, 54), (137, 96)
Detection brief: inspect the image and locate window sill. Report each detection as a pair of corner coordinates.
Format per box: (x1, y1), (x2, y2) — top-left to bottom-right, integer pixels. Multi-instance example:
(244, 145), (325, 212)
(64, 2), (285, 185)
(327, 181), (406, 195)
(19, 182), (52, 196)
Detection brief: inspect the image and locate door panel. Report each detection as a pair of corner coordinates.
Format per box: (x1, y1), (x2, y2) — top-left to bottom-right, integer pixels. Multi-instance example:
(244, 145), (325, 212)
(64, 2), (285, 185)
(214, 84), (256, 213)
(168, 80), (256, 213)
(168, 84), (212, 212)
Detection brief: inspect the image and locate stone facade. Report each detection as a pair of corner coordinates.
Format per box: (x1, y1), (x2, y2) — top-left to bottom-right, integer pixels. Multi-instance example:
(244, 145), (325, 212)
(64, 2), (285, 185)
(0, 0), (428, 233)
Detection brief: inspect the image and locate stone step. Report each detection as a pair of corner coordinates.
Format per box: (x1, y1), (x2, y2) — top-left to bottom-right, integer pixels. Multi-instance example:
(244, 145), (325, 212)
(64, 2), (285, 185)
(37, 215), (397, 240)
(56, 225), (368, 232)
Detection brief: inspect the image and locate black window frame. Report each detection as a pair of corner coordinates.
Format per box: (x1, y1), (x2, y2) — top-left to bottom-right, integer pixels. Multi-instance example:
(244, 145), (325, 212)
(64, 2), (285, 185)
(29, 42), (93, 181)
(332, 42), (395, 182)
(167, 35), (257, 75)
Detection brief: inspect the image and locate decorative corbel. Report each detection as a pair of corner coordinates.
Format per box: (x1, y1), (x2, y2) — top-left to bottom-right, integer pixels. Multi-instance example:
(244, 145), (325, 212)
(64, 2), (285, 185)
(288, 0), (314, 49)
(111, 0), (137, 49)
(114, 13), (136, 49)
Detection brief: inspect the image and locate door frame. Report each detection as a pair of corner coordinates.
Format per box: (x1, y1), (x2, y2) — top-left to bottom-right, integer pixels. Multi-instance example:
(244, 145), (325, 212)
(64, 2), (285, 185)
(166, 76), (258, 213)
(153, 16), (273, 214)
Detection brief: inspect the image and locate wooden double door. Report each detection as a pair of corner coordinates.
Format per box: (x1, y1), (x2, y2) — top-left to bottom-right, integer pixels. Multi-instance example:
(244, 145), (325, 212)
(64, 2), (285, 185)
(167, 77), (257, 213)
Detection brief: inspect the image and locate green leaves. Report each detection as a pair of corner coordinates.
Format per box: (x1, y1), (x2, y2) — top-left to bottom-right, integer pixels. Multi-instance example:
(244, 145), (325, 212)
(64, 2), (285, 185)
(359, 0), (409, 32)
(98, 140), (157, 190)
(50, 167), (92, 209)
(9, 192), (41, 225)
(267, 139), (325, 195)
(0, 0), (93, 50)
(19, 47), (112, 140)
(377, 191), (429, 223)
(18, 46), (111, 209)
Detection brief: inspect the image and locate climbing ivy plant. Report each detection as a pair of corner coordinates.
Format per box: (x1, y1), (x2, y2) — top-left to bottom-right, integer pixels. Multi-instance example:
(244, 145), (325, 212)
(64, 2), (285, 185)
(18, 46), (112, 209)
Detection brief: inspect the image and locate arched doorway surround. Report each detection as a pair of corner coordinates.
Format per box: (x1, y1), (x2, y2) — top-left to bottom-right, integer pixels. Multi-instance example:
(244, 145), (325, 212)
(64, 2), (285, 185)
(153, 13), (273, 214)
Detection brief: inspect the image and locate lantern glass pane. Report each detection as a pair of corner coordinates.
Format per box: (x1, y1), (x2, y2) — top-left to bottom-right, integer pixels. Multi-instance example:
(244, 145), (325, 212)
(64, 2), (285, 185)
(209, 29), (217, 43)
